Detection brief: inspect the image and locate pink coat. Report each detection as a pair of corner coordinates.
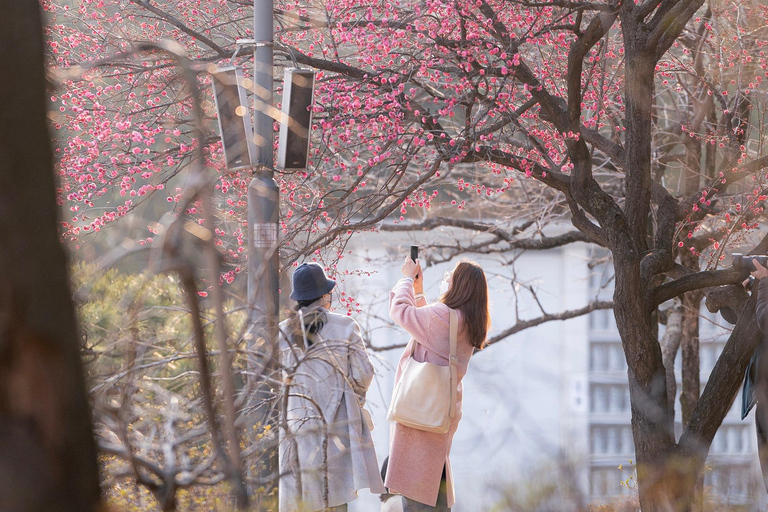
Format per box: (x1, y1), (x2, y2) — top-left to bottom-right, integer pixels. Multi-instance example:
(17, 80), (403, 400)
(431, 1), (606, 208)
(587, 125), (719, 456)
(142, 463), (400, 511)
(386, 278), (475, 507)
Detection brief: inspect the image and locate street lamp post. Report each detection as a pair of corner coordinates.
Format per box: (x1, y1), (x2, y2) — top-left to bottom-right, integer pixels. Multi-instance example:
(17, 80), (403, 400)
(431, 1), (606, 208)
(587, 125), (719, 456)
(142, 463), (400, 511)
(249, 0), (281, 498)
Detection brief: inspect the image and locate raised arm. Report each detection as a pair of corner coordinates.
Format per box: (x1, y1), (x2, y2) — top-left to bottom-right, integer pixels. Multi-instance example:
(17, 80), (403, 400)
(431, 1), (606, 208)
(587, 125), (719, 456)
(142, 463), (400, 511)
(389, 278), (452, 355)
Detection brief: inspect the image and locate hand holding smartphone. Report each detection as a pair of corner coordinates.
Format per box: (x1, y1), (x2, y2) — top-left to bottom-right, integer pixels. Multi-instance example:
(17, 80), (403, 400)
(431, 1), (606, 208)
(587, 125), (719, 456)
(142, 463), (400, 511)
(410, 245), (420, 281)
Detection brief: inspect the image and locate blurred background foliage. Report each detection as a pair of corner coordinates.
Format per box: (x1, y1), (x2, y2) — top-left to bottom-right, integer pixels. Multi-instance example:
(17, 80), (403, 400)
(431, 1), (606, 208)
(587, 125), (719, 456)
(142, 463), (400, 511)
(72, 263), (276, 511)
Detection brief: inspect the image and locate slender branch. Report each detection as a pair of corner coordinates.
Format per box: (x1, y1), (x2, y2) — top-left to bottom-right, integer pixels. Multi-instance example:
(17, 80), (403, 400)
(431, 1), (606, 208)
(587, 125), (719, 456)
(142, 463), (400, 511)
(677, 290), (760, 466)
(486, 300), (614, 345)
(475, 97), (538, 138)
(647, 0), (706, 61)
(477, 0), (514, 47)
(635, 0), (665, 21)
(199, 184), (248, 508)
(129, 0), (229, 57)
(567, 11), (618, 128)
(282, 157), (446, 270)
(276, 44), (369, 80)
(178, 270), (229, 469)
(580, 125), (625, 162)
(380, 217), (534, 239)
(425, 230), (594, 251)
(650, 268), (748, 308)
(99, 441), (165, 483)
(464, 145), (570, 192)
(640, 183), (680, 281)
(566, 195), (609, 247)
(370, 299), (615, 351)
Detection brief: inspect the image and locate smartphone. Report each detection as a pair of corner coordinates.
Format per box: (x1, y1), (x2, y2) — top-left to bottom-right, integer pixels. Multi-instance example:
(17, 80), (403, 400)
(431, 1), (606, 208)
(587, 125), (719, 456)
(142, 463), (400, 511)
(410, 245), (420, 279)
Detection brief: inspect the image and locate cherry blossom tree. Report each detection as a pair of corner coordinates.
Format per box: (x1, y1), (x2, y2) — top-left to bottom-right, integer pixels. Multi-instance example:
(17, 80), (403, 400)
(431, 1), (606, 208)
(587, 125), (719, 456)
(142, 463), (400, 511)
(43, 0), (768, 509)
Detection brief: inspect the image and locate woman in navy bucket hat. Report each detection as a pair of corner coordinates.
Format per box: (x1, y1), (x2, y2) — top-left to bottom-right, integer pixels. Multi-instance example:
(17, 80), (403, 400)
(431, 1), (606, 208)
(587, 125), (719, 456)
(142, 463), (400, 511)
(289, 262), (336, 301)
(278, 263), (384, 512)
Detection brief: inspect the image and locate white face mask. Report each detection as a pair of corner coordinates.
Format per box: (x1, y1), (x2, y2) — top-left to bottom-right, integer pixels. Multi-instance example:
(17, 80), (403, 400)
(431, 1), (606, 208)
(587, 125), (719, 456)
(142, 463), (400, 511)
(439, 271), (452, 295)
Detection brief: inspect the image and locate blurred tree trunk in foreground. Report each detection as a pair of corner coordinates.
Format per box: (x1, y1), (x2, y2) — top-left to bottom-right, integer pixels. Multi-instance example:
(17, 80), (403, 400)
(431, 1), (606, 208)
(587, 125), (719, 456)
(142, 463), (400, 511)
(0, 1), (101, 511)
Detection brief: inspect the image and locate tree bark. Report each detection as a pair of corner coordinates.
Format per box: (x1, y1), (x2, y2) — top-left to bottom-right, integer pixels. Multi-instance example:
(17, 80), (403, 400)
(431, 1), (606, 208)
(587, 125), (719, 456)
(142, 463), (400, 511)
(679, 253), (701, 427)
(613, 256), (676, 512)
(676, 291), (761, 508)
(679, 285), (703, 512)
(0, 2), (101, 511)
(621, 42), (654, 253)
(618, 25), (677, 510)
(660, 301), (682, 435)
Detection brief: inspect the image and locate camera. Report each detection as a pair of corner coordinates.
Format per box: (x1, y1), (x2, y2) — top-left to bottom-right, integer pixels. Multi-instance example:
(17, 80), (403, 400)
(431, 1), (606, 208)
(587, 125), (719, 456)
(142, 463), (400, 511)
(732, 253), (768, 272)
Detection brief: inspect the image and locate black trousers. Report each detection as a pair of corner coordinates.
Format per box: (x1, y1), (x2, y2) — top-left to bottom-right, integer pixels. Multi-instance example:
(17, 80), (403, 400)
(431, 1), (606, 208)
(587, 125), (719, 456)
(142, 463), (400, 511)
(402, 466), (449, 512)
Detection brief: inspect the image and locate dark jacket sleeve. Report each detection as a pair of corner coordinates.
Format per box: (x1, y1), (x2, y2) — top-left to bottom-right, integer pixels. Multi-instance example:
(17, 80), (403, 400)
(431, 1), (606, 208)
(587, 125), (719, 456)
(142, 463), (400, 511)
(756, 279), (768, 334)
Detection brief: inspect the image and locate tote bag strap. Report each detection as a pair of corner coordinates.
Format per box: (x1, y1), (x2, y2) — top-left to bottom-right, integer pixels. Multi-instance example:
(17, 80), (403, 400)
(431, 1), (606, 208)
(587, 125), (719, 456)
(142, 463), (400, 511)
(448, 308), (458, 419)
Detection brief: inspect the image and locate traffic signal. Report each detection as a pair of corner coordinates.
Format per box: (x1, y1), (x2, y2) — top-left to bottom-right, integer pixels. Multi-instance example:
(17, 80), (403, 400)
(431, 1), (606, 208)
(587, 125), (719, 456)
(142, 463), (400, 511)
(211, 66), (255, 171)
(277, 68), (315, 170)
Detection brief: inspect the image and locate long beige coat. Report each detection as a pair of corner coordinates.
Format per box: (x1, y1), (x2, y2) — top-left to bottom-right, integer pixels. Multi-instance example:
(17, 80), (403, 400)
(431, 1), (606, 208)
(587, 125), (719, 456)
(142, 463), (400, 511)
(386, 279), (475, 508)
(278, 310), (384, 512)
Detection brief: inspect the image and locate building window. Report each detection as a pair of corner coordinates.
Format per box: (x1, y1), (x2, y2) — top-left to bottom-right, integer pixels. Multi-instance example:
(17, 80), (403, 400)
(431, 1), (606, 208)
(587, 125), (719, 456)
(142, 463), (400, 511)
(591, 425), (634, 456)
(711, 425), (752, 455)
(590, 467), (632, 497)
(589, 309), (616, 332)
(590, 343), (627, 372)
(590, 384), (630, 413)
(703, 464), (755, 499)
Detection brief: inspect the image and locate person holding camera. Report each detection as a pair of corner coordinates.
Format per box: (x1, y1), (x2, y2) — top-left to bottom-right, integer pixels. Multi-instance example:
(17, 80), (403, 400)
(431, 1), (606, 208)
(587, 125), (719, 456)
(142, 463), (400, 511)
(745, 258), (768, 493)
(278, 262), (384, 512)
(386, 257), (490, 511)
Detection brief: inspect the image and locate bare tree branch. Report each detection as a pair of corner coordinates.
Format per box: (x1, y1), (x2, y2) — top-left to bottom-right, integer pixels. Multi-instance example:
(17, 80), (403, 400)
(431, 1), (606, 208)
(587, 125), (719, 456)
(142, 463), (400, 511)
(486, 300), (614, 345)
(379, 217), (535, 237)
(677, 290), (760, 464)
(129, 0), (229, 57)
(650, 268), (748, 309)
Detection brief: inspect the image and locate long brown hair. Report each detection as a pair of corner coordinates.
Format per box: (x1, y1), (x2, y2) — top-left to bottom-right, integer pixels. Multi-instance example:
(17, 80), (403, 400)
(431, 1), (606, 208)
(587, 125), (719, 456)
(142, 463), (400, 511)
(440, 260), (490, 349)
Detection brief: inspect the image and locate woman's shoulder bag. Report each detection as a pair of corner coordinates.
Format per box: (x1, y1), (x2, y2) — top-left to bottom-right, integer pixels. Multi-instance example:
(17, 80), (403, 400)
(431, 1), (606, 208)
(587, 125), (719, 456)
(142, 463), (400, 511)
(386, 308), (458, 434)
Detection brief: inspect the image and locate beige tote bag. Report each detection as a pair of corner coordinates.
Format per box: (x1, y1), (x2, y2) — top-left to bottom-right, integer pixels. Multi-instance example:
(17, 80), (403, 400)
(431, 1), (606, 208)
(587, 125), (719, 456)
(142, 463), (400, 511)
(387, 309), (458, 434)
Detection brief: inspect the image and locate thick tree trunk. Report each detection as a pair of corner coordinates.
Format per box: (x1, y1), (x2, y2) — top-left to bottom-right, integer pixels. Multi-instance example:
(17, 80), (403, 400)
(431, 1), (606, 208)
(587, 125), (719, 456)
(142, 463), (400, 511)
(614, 280), (678, 511)
(621, 46), (654, 252)
(0, 2), (101, 511)
(618, 46), (680, 511)
(613, 247), (675, 512)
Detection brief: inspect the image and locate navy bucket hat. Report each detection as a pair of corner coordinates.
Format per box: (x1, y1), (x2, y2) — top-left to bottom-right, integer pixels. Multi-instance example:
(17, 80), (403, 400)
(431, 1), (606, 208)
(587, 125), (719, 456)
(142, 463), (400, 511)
(290, 262), (336, 301)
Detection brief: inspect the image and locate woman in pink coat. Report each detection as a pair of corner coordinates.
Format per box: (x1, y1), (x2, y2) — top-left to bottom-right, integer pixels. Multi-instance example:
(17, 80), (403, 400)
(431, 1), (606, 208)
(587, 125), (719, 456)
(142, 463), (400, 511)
(386, 258), (490, 511)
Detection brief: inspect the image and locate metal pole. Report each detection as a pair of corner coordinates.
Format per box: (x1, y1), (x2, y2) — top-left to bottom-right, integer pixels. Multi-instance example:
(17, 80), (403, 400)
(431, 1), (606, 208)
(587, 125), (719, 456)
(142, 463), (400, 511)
(249, 0), (281, 500)
(253, 0), (274, 169)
